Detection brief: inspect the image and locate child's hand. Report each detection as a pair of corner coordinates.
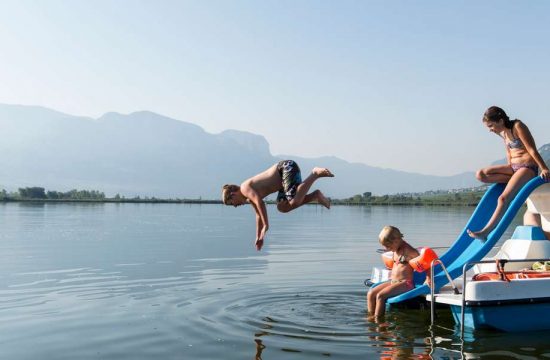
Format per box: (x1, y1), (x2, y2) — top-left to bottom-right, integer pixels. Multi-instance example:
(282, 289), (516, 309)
(256, 226), (268, 251)
(541, 169), (550, 182)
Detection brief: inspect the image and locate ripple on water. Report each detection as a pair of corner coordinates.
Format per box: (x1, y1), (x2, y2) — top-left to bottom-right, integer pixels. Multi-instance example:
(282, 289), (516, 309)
(174, 285), (376, 357)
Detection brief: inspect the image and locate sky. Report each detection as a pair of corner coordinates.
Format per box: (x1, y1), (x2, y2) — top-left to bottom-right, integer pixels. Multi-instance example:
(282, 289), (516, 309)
(1, 0), (550, 176)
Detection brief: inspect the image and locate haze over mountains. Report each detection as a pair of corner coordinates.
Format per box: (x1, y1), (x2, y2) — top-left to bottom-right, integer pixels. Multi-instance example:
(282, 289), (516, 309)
(2, 104), (547, 199)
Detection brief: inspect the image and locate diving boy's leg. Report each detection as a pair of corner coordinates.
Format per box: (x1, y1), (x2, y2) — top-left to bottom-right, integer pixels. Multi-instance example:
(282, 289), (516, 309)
(276, 162), (334, 212)
(287, 168), (333, 208)
(315, 190), (331, 209)
(468, 167), (536, 240)
(277, 189), (331, 212)
(311, 167), (334, 178)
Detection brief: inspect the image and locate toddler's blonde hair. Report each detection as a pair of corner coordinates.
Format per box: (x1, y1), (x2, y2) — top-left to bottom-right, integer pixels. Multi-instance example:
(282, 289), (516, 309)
(379, 225), (403, 246)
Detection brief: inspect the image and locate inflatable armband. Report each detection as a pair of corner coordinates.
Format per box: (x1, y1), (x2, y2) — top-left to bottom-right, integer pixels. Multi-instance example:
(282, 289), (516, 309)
(381, 251), (394, 270)
(410, 247), (438, 273)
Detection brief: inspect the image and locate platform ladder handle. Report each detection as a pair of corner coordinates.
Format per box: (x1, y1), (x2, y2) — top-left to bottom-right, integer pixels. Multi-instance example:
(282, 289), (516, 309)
(429, 259), (459, 326)
(460, 262), (472, 338)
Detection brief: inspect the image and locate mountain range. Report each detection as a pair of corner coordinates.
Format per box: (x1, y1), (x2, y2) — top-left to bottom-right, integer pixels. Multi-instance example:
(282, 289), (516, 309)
(1, 104), (548, 199)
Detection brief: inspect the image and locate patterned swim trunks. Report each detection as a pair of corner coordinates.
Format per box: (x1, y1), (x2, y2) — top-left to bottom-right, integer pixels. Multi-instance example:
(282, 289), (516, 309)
(276, 160), (302, 203)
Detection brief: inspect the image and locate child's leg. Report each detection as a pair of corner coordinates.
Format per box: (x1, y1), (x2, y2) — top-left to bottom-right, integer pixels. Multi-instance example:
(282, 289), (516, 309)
(367, 282), (389, 315)
(424, 273), (432, 287)
(374, 282), (411, 317)
(468, 167), (536, 239)
(476, 164), (514, 184)
(277, 189), (330, 212)
(285, 168), (333, 210)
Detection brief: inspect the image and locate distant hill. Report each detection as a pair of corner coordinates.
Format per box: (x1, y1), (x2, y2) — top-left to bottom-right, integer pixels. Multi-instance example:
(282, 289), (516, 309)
(535, 143), (550, 164)
(0, 103), (512, 199)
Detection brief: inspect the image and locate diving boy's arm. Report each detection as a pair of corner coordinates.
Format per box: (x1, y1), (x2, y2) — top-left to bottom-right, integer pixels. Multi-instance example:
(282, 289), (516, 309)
(240, 182), (269, 230)
(241, 184), (269, 250)
(255, 211), (263, 237)
(248, 196), (269, 234)
(250, 200), (268, 251)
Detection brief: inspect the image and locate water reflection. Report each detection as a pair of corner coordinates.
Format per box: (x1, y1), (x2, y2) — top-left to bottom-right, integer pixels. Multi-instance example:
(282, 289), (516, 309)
(424, 316), (550, 359)
(365, 311), (433, 360)
(254, 338), (266, 359)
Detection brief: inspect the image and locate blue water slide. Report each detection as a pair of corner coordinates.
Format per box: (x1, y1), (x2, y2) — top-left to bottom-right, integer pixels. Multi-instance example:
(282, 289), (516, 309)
(387, 176), (547, 304)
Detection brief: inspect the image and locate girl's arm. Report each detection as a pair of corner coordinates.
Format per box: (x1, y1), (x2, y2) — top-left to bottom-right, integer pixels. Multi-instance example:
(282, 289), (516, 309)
(516, 121), (550, 180)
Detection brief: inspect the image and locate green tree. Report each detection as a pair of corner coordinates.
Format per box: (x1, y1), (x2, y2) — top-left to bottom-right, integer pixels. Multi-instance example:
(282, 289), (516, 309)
(19, 187), (46, 199)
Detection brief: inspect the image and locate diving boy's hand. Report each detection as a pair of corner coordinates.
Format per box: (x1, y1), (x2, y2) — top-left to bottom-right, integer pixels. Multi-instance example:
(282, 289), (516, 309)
(255, 226), (268, 251)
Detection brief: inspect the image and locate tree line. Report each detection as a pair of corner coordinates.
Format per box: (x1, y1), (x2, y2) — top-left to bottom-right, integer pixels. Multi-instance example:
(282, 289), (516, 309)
(1, 187), (106, 201)
(332, 188), (487, 206)
(0, 186), (218, 203)
(1, 186), (488, 206)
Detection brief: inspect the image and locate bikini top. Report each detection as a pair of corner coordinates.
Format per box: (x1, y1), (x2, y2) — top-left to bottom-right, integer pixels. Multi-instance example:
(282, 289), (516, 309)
(507, 137), (524, 150)
(393, 254), (409, 265)
(506, 121), (525, 150)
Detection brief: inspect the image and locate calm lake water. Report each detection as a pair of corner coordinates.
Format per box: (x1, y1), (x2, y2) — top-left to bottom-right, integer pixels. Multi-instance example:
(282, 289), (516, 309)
(1, 202), (549, 359)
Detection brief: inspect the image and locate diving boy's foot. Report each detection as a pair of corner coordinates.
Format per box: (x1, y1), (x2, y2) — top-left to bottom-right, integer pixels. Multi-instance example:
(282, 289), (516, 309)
(255, 239), (264, 251)
(467, 229), (488, 241)
(317, 191), (331, 209)
(312, 167), (334, 178)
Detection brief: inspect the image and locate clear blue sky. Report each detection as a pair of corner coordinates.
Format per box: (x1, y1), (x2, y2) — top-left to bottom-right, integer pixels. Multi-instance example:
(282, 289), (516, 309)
(1, 0), (549, 175)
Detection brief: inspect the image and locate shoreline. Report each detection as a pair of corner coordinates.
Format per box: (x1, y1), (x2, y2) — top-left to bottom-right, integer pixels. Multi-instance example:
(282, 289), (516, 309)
(0, 198), (483, 207)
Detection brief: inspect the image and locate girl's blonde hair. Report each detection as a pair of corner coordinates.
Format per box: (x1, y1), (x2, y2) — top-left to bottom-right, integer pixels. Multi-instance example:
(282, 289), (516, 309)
(378, 225), (403, 246)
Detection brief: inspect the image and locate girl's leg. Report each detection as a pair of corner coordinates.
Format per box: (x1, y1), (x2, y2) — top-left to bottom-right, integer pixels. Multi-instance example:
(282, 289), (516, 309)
(367, 283), (388, 315)
(277, 168), (333, 212)
(374, 282), (411, 317)
(476, 164), (514, 184)
(468, 167), (536, 239)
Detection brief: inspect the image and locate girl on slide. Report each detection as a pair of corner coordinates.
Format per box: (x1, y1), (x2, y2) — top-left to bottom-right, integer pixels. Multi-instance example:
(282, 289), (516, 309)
(468, 106), (549, 240)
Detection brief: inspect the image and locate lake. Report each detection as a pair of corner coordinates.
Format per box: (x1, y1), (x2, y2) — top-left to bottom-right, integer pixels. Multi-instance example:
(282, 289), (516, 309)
(1, 202), (549, 359)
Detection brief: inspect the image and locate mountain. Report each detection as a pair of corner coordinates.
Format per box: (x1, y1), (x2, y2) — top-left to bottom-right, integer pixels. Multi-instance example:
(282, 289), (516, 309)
(539, 143), (550, 161)
(0, 103), (498, 198)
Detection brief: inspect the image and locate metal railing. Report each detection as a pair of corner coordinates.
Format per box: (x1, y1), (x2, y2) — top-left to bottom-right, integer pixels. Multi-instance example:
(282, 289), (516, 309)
(429, 259), (459, 325)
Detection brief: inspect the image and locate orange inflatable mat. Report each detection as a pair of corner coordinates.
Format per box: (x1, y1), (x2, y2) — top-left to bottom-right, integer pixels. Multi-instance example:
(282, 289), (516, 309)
(472, 271), (550, 281)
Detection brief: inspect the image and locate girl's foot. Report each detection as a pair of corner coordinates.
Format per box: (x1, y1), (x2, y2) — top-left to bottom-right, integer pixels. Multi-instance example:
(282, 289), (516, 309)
(467, 229), (488, 241)
(312, 167), (334, 178)
(317, 191), (331, 209)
